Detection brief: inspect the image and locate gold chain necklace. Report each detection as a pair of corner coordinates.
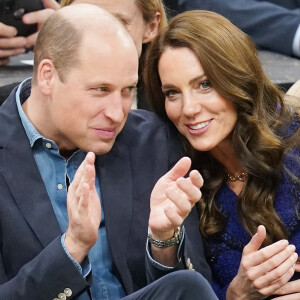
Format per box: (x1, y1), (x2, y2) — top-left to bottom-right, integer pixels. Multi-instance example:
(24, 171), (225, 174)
(226, 172), (248, 182)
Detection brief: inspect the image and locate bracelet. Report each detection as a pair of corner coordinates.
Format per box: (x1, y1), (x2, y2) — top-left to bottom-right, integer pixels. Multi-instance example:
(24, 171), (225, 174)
(148, 227), (182, 248)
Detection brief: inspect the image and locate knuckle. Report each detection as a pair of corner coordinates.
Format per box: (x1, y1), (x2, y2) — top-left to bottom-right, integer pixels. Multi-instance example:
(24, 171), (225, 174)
(260, 251), (269, 260)
(241, 260), (250, 271)
(268, 259), (278, 270)
(272, 268), (282, 278)
(181, 203), (192, 215)
(259, 289), (269, 297)
(275, 276), (285, 286)
(246, 271), (256, 282)
(252, 279), (261, 289)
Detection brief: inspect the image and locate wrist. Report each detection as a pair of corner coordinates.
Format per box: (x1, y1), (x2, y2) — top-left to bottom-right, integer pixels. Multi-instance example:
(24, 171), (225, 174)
(148, 226), (182, 249)
(226, 276), (244, 300)
(148, 228), (175, 241)
(65, 231), (90, 264)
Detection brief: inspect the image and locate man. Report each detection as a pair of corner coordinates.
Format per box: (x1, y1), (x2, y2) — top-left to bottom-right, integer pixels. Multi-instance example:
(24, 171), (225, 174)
(164, 0), (300, 57)
(0, 4), (216, 300)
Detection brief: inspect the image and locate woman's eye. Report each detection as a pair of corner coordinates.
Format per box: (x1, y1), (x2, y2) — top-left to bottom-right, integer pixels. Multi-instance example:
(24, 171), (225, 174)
(199, 80), (211, 91)
(164, 90), (178, 98)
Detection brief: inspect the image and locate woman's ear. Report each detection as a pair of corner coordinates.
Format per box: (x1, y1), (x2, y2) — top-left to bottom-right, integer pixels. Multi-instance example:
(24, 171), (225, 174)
(142, 12), (161, 44)
(37, 59), (56, 95)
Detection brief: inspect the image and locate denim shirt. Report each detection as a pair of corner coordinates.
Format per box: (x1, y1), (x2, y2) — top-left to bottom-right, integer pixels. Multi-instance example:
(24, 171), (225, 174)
(16, 79), (125, 300)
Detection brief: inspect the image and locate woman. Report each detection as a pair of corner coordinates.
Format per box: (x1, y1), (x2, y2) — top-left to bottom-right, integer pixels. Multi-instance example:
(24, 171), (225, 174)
(145, 10), (300, 300)
(60, 0), (167, 109)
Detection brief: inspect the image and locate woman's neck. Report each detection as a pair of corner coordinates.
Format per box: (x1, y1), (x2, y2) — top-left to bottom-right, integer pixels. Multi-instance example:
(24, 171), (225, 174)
(209, 140), (247, 195)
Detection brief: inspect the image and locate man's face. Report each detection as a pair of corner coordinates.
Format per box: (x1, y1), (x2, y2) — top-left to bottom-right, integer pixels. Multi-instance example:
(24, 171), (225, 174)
(72, 0), (151, 56)
(48, 31), (138, 154)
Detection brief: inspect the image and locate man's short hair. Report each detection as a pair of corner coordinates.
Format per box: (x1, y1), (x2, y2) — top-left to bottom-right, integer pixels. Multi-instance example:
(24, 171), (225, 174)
(33, 11), (81, 83)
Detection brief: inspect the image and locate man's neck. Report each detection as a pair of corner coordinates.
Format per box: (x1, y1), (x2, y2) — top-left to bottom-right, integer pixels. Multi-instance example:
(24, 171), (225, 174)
(59, 149), (78, 160)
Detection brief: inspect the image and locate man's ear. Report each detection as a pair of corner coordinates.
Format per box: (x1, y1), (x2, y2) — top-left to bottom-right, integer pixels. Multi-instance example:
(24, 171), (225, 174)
(37, 59), (57, 95)
(142, 12), (161, 44)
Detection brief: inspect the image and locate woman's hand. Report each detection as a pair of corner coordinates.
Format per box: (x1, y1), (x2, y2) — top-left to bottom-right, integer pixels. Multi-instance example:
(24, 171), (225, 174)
(272, 262), (300, 299)
(148, 157), (203, 266)
(149, 157), (203, 240)
(226, 225), (298, 300)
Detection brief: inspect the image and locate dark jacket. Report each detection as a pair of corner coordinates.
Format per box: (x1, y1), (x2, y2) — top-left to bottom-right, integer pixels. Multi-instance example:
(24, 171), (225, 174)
(0, 85), (211, 299)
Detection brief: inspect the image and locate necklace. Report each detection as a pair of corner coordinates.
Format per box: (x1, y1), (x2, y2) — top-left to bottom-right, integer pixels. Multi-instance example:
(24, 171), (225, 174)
(226, 172), (248, 182)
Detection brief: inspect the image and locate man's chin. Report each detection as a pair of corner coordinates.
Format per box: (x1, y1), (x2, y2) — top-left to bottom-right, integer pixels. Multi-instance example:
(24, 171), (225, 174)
(86, 139), (116, 155)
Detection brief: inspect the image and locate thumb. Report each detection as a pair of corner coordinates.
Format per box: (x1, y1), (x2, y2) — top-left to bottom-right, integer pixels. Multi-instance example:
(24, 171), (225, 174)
(165, 157), (191, 181)
(42, 0), (60, 10)
(243, 225), (266, 255)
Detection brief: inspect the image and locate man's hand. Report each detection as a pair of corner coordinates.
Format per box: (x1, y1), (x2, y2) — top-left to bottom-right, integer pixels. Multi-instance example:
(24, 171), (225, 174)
(65, 152), (101, 264)
(227, 225), (297, 300)
(23, 0), (59, 48)
(149, 157), (203, 241)
(0, 22), (27, 65)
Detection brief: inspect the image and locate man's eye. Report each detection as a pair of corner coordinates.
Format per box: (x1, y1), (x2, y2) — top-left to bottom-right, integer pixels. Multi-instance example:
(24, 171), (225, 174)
(126, 86), (137, 94)
(127, 87), (135, 92)
(95, 87), (107, 93)
(122, 86), (137, 97)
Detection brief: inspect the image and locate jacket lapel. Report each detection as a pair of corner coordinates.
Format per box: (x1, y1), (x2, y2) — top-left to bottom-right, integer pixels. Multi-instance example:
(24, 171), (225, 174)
(0, 90), (61, 248)
(96, 139), (133, 292)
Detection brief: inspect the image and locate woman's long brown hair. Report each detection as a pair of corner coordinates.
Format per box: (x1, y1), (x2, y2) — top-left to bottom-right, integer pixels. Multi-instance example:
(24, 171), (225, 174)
(145, 10), (300, 245)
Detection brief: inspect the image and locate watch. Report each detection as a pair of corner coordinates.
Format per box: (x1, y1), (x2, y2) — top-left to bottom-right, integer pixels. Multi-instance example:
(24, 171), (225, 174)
(148, 227), (182, 248)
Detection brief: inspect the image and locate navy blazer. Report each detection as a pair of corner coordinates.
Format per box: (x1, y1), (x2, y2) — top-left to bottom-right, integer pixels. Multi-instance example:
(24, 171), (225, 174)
(165, 0), (300, 56)
(0, 86), (211, 299)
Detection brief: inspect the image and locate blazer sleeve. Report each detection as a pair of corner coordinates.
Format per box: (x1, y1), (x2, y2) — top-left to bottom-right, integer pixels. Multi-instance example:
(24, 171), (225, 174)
(165, 0), (300, 56)
(145, 206), (212, 283)
(0, 237), (92, 300)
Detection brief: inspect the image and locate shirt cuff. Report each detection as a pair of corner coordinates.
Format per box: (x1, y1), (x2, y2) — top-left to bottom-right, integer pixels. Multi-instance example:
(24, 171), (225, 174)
(146, 226), (185, 270)
(61, 233), (91, 278)
(292, 24), (300, 57)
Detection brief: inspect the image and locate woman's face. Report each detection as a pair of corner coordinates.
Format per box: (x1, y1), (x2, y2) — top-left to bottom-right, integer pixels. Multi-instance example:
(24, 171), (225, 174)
(71, 0), (159, 56)
(159, 47), (237, 153)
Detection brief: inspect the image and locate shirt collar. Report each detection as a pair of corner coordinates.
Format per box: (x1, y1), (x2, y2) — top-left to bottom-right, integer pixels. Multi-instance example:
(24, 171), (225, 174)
(16, 78), (46, 148)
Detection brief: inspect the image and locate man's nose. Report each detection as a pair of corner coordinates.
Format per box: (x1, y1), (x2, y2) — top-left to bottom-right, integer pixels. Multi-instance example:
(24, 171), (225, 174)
(104, 93), (125, 123)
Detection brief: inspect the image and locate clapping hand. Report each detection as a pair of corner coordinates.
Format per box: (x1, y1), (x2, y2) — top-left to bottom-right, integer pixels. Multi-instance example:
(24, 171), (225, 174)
(227, 225), (298, 300)
(65, 152), (101, 264)
(272, 261), (300, 299)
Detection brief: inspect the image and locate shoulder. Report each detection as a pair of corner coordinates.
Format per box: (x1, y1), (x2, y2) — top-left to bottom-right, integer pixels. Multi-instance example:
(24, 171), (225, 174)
(119, 109), (181, 146)
(116, 109), (185, 167)
(123, 109), (169, 131)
